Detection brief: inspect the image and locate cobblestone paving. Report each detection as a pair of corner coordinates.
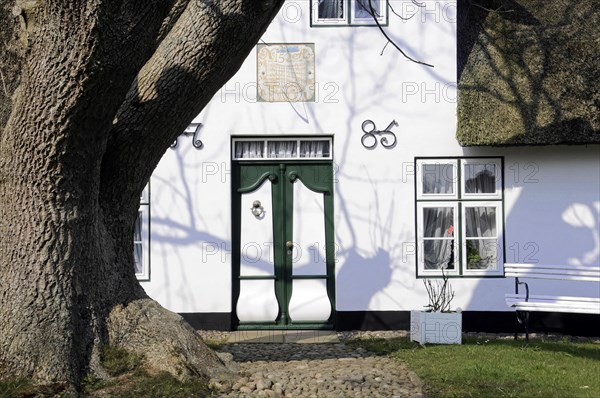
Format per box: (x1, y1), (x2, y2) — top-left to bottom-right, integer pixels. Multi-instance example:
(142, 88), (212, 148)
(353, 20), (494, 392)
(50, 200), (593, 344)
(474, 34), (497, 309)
(206, 332), (424, 398)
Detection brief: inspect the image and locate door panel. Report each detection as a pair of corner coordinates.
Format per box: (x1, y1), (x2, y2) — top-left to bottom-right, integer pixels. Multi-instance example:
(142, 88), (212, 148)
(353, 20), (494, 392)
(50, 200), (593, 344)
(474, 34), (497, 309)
(237, 280), (279, 322)
(289, 279), (332, 322)
(292, 179), (327, 276)
(239, 179), (274, 276)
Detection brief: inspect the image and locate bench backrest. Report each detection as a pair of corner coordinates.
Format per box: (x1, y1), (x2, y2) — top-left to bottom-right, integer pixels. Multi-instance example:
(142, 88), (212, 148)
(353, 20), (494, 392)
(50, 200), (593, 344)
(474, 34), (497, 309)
(504, 263), (600, 282)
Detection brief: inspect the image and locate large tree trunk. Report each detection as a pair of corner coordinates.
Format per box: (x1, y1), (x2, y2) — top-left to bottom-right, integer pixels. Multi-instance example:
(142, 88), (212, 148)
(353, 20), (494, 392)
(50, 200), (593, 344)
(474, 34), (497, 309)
(0, 0), (283, 388)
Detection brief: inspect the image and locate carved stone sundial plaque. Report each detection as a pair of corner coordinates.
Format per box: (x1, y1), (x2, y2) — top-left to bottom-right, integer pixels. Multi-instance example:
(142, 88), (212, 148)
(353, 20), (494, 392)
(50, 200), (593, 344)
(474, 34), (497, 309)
(257, 44), (315, 102)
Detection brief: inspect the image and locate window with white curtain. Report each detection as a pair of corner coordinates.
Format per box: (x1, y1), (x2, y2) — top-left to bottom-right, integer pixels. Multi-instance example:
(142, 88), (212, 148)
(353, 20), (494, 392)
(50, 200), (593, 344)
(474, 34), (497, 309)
(415, 158), (503, 277)
(134, 184), (150, 281)
(233, 137), (332, 160)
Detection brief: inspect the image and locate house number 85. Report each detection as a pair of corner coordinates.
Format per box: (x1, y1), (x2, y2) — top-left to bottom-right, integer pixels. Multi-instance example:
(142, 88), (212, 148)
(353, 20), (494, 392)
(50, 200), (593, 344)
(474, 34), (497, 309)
(361, 119), (398, 149)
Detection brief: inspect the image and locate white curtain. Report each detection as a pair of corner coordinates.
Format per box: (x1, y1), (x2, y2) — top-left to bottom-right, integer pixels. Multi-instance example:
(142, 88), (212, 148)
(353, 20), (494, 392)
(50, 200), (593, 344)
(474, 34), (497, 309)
(318, 0), (344, 18)
(235, 141), (264, 158)
(423, 207), (455, 270)
(464, 164), (496, 194)
(267, 141), (297, 158)
(235, 139), (330, 159)
(300, 140), (329, 158)
(465, 207), (497, 269)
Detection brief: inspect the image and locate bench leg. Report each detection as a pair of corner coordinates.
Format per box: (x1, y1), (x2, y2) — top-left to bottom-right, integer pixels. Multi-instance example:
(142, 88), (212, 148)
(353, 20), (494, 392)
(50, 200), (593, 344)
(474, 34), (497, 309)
(515, 310), (530, 343)
(523, 312), (530, 343)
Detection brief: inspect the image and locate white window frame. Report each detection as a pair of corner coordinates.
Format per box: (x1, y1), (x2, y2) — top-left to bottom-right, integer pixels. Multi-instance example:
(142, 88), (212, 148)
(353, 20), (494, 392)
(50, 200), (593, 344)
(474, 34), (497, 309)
(232, 137), (333, 161)
(461, 158), (503, 200)
(311, 0), (348, 26)
(461, 201), (504, 277)
(415, 157), (504, 277)
(416, 159), (458, 200)
(311, 0), (388, 27)
(135, 184), (150, 281)
(416, 202), (460, 277)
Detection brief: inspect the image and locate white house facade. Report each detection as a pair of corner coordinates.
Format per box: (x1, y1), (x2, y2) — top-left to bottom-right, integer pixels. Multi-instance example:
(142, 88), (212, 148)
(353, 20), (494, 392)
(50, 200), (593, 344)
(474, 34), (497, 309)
(136, 0), (600, 334)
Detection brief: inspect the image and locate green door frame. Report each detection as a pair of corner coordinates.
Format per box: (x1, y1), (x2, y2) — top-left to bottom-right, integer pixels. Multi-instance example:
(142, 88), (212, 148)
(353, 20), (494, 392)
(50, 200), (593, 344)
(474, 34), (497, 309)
(232, 161), (336, 330)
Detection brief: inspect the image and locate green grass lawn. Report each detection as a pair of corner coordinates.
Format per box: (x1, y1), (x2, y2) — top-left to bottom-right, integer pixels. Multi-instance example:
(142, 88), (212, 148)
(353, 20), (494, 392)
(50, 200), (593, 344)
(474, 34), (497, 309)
(349, 336), (600, 398)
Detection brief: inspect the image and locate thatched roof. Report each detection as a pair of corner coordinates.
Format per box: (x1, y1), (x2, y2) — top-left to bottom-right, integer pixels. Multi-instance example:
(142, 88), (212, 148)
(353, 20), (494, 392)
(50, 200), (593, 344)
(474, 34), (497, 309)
(457, 0), (600, 146)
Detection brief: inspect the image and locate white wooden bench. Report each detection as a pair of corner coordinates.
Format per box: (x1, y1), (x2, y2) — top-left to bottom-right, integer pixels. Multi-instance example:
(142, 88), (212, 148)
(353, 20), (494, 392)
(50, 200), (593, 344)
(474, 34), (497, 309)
(504, 263), (600, 341)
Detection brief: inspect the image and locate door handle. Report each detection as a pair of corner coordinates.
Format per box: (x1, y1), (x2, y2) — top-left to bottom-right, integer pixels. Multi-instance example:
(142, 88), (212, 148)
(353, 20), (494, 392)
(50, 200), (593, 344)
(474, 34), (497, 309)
(286, 241), (294, 254)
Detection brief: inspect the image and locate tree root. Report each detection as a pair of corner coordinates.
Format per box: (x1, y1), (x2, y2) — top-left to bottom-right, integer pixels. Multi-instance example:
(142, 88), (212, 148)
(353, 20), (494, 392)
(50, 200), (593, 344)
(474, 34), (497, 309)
(107, 298), (233, 382)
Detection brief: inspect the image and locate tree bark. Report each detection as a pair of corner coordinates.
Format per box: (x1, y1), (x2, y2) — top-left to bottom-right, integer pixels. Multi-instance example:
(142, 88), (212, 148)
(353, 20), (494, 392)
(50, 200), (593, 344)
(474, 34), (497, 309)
(0, 0), (283, 387)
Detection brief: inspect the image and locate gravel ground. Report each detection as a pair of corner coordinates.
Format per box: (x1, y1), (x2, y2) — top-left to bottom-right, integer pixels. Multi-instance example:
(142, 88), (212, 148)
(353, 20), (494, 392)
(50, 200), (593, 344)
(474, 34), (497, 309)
(202, 331), (423, 398)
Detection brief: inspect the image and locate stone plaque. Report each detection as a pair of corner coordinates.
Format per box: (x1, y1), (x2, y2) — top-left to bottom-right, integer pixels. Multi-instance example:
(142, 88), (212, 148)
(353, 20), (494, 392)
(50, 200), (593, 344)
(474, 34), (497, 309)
(257, 44), (315, 102)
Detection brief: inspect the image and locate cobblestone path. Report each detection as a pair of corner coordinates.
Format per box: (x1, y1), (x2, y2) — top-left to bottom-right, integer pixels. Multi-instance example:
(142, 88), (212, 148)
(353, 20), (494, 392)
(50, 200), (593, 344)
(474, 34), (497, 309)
(210, 341), (424, 398)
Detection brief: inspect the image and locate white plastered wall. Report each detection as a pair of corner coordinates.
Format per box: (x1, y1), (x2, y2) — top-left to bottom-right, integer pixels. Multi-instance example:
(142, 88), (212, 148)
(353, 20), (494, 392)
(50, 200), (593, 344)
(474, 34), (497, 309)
(140, 1), (600, 316)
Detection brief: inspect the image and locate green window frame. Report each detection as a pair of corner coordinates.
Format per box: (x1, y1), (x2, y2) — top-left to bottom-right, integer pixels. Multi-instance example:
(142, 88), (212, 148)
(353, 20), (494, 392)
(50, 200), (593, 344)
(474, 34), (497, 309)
(415, 157), (504, 277)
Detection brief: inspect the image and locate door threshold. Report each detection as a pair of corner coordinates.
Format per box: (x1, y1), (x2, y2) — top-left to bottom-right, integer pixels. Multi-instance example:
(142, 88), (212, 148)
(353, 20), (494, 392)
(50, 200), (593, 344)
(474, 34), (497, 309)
(236, 323), (334, 331)
(226, 329), (339, 344)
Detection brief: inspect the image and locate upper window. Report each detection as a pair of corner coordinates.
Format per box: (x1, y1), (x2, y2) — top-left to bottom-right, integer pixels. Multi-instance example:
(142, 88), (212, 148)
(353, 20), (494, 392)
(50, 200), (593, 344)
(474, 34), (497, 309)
(415, 158), (504, 277)
(311, 0), (388, 26)
(134, 184), (150, 281)
(232, 137), (333, 160)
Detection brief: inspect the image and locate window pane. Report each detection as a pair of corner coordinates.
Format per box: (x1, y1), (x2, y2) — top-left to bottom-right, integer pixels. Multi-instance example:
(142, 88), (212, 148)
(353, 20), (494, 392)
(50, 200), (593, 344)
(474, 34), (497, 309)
(235, 141), (264, 158)
(423, 207), (454, 238)
(134, 243), (143, 274)
(464, 163), (496, 194)
(424, 239), (455, 270)
(140, 185), (148, 203)
(355, 0), (381, 18)
(300, 140), (330, 158)
(466, 240), (498, 270)
(134, 212), (142, 241)
(267, 141), (297, 158)
(318, 0), (344, 18)
(465, 207), (496, 237)
(134, 212), (143, 275)
(422, 163), (454, 194)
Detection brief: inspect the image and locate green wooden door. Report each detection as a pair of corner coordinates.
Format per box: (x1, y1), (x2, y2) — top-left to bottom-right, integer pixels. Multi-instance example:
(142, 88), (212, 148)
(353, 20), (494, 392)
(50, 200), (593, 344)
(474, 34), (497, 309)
(232, 162), (335, 329)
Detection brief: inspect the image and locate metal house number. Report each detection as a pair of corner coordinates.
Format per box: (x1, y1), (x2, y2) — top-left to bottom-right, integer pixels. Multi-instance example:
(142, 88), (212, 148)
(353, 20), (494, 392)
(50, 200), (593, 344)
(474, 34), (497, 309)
(170, 123), (203, 150)
(361, 119), (398, 149)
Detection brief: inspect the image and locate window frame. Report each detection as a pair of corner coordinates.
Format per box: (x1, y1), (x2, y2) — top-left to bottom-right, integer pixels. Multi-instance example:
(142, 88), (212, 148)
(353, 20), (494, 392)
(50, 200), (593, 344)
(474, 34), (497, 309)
(416, 201), (460, 277)
(135, 184), (150, 281)
(415, 157), (505, 278)
(310, 0), (388, 27)
(460, 158), (502, 200)
(460, 201), (503, 277)
(311, 0), (348, 26)
(416, 159), (458, 200)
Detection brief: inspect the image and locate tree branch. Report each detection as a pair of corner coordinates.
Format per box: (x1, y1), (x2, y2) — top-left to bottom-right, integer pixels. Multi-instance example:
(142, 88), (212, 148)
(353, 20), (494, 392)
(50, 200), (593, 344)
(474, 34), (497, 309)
(156, 0), (192, 43)
(100, 0), (285, 213)
(368, 0), (434, 67)
(388, 3), (415, 21)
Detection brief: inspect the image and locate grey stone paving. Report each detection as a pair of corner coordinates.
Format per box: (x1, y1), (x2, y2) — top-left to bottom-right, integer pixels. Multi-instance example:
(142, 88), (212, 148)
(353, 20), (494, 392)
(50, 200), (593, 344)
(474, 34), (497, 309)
(205, 331), (424, 398)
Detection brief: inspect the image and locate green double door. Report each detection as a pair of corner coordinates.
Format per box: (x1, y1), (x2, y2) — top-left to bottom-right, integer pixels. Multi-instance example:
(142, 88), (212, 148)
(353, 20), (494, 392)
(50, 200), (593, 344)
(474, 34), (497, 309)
(232, 162), (335, 329)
